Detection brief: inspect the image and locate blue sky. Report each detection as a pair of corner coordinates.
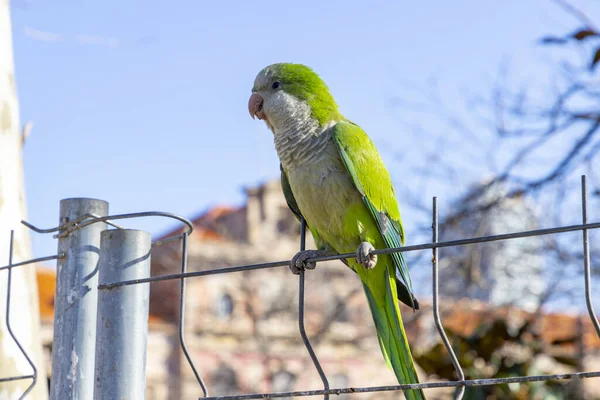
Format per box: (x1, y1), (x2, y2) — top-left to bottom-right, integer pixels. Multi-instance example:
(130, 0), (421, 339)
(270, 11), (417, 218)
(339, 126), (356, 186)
(9, 0), (598, 258)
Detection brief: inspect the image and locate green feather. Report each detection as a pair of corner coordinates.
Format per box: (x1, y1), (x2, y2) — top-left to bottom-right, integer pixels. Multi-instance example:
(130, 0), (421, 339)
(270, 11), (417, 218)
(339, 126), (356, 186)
(361, 270), (425, 400)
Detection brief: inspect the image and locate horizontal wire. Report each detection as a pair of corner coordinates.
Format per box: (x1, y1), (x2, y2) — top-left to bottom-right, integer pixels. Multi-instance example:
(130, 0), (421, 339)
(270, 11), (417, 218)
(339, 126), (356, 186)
(99, 221), (600, 289)
(200, 370), (600, 400)
(0, 253), (63, 272)
(98, 260), (289, 289)
(0, 375), (35, 383)
(325, 221), (600, 262)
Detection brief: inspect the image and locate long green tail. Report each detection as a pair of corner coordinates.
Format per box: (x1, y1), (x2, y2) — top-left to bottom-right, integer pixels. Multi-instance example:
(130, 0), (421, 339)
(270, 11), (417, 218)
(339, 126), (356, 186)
(363, 269), (426, 400)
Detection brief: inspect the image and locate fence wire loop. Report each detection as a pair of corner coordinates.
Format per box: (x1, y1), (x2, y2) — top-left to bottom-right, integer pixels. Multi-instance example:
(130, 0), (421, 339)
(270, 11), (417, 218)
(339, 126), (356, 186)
(0, 253), (63, 272)
(198, 370), (600, 400)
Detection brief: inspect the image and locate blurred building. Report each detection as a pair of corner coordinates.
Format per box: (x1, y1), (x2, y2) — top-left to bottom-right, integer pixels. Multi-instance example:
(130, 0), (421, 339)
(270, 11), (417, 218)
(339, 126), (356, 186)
(35, 180), (600, 399)
(439, 182), (544, 311)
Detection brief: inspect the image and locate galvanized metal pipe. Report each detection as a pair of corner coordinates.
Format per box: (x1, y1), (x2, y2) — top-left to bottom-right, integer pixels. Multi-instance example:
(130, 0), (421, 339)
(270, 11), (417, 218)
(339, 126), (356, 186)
(50, 198), (108, 400)
(94, 229), (151, 400)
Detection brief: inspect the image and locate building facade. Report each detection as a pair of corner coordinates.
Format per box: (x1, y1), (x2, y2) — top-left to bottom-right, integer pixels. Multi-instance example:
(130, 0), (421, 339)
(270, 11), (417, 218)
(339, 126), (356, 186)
(439, 182), (544, 311)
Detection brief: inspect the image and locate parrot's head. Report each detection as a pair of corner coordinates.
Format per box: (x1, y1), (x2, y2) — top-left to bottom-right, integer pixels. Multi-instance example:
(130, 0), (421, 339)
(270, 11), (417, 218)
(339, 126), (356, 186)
(249, 63), (342, 134)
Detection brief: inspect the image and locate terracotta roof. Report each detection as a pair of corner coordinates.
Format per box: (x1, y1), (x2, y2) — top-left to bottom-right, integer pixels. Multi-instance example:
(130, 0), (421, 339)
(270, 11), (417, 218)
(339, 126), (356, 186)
(194, 205), (238, 222)
(37, 267), (55, 321)
(193, 226), (225, 241)
(158, 205), (243, 241)
(406, 300), (600, 351)
(154, 205), (241, 243)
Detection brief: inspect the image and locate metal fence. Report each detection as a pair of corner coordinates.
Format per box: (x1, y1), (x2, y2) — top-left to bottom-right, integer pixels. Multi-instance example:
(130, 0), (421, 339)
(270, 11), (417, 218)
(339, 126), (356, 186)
(0, 175), (599, 400)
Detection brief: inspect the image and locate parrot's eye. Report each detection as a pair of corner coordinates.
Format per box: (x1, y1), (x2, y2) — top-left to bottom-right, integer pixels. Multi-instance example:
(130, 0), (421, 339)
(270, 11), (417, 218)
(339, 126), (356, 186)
(271, 81), (281, 89)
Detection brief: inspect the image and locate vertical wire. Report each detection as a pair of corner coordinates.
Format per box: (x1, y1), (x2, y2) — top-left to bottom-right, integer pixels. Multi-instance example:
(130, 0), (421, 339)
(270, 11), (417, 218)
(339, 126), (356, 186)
(432, 198), (465, 400)
(297, 218), (330, 399)
(178, 232), (209, 396)
(581, 175), (600, 338)
(5, 230), (37, 399)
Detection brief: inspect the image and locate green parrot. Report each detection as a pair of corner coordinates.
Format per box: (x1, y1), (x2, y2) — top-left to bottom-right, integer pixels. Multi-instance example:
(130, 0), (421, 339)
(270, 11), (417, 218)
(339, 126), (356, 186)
(248, 63), (425, 400)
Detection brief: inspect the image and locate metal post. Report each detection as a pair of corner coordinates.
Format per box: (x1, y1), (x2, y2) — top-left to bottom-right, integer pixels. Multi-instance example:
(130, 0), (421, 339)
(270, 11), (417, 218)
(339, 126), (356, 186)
(50, 198), (108, 400)
(94, 229), (151, 399)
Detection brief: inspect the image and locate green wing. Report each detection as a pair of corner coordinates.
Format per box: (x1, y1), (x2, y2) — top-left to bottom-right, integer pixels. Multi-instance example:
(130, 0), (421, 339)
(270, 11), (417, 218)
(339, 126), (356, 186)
(280, 148), (417, 308)
(331, 120), (415, 304)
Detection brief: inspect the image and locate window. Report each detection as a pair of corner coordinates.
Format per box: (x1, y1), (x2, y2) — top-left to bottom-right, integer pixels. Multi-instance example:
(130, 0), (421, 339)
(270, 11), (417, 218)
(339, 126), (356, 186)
(211, 364), (239, 395)
(327, 298), (350, 322)
(330, 373), (350, 399)
(276, 218), (289, 233)
(271, 370), (297, 392)
(333, 302), (350, 322)
(216, 293), (234, 319)
(276, 209), (295, 234)
(331, 373), (349, 388)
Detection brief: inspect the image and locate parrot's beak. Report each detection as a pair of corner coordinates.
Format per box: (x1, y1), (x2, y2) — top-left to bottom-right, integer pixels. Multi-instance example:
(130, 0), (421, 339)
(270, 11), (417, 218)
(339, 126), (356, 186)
(248, 92), (266, 120)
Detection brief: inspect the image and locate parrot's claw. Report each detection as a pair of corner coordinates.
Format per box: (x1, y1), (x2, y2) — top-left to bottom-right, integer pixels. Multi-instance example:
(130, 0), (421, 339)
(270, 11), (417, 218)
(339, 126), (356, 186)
(290, 250), (326, 275)
(356, 242), (377, 269)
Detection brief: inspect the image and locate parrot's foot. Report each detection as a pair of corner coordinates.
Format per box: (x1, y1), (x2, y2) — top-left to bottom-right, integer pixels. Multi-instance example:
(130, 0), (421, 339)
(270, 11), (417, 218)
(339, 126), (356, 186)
(290, 250), (327, 275)
(356, 242), (377, 269)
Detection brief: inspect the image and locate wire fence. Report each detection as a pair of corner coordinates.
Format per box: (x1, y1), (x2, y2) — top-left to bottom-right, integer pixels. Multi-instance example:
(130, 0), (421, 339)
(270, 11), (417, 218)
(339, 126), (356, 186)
(0, 175), (598, 399)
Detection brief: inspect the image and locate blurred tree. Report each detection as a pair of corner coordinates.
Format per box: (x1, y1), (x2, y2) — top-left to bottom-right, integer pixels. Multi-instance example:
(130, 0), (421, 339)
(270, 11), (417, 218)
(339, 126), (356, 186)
(395, 0), (600, 309)
(415, 315), (583, 399)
